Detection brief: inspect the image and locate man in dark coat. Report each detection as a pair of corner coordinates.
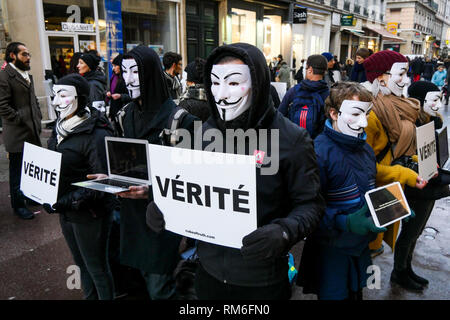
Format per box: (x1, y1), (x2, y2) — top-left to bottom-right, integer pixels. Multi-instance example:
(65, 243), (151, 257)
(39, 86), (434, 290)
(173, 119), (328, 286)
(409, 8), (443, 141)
(146, 43), (325, 299)
(0, 42), (42, 219)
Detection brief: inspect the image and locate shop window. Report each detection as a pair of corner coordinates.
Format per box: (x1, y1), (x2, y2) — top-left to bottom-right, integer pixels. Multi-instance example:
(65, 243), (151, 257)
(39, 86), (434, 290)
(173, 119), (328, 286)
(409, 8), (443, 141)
(231, 8), (256, 45)
(262, 15), (281, 61)
(43, 0), (96, 32)
(122, 0), (178, 55)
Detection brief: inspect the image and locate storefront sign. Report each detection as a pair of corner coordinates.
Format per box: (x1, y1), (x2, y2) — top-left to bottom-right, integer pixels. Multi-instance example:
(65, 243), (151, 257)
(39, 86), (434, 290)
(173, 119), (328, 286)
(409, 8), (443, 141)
(105, 0), (124, 60)
(148, 144), (257, 249)
(416, 122), (438, 181)
(386, 22), (398, 35)
(61, 22), (94, 33)
(20, 143), (62, 205)
(293, 8), (307, 24)
(341, 14), (354, 26)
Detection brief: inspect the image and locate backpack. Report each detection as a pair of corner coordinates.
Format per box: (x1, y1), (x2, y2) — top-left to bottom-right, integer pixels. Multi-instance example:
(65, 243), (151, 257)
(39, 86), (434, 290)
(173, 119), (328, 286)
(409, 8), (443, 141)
(287, 83), (326, 139)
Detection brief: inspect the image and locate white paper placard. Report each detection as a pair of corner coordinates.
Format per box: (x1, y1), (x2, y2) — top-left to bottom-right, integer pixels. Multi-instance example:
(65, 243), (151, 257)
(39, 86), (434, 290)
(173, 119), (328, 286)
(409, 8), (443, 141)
(20, 142), (62, 205)
(148, 144), (257, 249)
(416, 121), (438, 181)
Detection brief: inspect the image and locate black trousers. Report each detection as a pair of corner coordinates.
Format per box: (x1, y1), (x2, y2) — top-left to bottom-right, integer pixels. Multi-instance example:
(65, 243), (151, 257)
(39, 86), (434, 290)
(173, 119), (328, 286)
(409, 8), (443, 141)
(394, 197), (435, 271)
(9, 152), (26, 209)
(194, 263), (292, 300)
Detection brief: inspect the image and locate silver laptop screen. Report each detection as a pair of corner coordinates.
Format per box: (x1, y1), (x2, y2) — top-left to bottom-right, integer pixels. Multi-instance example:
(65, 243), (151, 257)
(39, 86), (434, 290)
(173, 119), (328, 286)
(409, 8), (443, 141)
(107, 140), (149, 181)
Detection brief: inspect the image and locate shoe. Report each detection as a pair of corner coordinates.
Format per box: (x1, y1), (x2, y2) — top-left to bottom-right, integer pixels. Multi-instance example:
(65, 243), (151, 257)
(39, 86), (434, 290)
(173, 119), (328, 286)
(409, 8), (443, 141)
(14, 207), (35, 220)
(370, 244), (384, 259)
(390, 269), (424, 291)
(407, 267), (429, 286)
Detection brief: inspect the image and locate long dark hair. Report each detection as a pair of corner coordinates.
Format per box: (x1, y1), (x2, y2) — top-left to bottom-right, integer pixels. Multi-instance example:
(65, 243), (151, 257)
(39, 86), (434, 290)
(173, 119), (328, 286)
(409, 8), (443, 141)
(69, 52), (82, 74)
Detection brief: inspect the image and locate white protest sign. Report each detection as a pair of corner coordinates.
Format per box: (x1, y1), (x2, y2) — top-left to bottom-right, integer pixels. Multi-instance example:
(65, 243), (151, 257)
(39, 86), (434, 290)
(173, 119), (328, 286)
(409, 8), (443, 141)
(148, 144), (257, 249)
(416, 121), (438, 181)
(20, 142), (62, 205)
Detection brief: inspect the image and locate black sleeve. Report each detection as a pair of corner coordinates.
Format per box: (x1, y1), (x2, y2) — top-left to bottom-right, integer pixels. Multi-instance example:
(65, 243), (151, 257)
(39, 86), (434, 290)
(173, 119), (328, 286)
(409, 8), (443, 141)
(270, 85), (281, 109)
(272, 129), (325, 246)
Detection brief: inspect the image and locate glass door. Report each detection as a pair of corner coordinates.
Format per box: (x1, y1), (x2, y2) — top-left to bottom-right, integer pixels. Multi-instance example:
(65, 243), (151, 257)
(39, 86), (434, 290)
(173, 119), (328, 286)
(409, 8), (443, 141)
(48, 35), (76, 80)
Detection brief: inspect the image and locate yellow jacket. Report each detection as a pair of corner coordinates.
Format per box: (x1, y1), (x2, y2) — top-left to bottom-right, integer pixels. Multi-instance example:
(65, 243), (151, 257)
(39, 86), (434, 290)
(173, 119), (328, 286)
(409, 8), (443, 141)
(365, 111), (418, 189)
(365, 111), (418, 251)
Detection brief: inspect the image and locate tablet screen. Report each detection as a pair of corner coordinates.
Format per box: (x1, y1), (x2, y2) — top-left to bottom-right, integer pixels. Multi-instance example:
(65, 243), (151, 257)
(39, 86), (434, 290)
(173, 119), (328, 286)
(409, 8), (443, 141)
(365, 182), (411, 228)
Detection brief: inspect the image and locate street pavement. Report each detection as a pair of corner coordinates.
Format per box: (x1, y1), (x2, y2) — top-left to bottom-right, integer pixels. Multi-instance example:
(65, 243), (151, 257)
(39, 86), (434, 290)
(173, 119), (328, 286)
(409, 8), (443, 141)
(0, 104), (449, 300)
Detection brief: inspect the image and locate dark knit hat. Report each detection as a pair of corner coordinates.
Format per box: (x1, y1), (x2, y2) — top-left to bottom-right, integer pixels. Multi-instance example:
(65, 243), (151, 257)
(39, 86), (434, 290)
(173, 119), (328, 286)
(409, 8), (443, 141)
(363, 50), (408, 83)
(407, 80), (440, 106)
(184, 58), (206, 84)
(321, 52), (334, 62)
(56, 73), (90, 98)
(80, 53), (101, 71)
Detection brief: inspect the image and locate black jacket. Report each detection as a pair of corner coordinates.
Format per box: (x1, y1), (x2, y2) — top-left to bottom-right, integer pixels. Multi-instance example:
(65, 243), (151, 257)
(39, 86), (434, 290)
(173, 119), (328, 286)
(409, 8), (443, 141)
(83, 69), (107, 105)
(47, 112), (116, 223)
(117, 45), (197, 274)
(422, 62), (434, 79)
(198, 43), (325, 287)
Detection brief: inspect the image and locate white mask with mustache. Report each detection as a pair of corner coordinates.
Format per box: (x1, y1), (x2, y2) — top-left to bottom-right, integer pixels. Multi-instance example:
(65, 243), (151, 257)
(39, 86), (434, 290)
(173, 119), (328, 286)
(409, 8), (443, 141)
(211, 64), (252, 121)
(52, 85), (78, 120)
(337, 100), (372, 137)
(386, 62), (410, 97)
(423, 91), (442, 116)
(122, 58), (141, 99)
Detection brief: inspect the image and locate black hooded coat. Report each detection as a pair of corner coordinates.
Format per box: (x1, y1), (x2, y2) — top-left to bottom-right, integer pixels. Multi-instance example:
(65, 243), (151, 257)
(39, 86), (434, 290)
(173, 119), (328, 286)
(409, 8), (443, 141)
(198, 43), (325, 287)
(118, 46), (195, 273)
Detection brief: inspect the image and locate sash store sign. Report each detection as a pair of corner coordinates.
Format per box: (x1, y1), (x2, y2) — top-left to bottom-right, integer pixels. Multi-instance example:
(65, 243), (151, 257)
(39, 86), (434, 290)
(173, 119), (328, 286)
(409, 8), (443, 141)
(293, 8), (307, 24)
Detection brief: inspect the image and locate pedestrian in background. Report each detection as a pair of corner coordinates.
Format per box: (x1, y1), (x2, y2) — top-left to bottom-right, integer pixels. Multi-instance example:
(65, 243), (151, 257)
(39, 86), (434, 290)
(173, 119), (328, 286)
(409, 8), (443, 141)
(431, 64), (447, 90)
(321, 52), (336, 86)
(69, 52), (82, 74)
(422, 57), (434, 81)
(278, 54), (329, 139)
(0, 42), (42, 220)
(163, 52), (183, 101)
(344, 58), (354, 81)
(276, 61), (292, 90)
(178, 57), (210, 122)
(350, 48), (369, 83)
(105, 54), (130, 126)
(294, 59), (305, 83)
(78, 53), (107, 107)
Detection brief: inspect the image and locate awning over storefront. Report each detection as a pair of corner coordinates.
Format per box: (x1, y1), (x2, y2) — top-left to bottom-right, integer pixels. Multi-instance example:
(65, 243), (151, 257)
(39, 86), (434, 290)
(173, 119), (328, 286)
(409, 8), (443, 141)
(341, 27), (365, 37)
(363, 25), (406, 43)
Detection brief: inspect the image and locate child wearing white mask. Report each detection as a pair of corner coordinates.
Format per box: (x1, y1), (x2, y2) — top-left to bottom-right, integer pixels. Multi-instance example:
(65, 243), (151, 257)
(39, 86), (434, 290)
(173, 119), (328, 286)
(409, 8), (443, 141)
(297, 82), (386, 300)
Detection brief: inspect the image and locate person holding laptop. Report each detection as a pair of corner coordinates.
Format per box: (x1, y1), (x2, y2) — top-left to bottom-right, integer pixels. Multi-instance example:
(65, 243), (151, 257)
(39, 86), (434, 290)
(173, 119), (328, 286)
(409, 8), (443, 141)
(43, 73), (116, 300)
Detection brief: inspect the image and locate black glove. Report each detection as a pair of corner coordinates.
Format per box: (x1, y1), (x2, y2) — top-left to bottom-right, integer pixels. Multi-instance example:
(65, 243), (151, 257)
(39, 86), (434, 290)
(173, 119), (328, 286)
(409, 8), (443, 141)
(43, 202), (62, 214)
(57, 188), (99, 212)
(241, 224), (289, 261)
(146, 201), (165, 234)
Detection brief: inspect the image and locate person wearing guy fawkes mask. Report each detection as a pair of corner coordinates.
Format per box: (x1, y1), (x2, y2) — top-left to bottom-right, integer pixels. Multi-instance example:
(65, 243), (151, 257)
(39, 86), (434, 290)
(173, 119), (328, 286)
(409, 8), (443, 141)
(389, 81), (450, 291)
(362, 50), (430, 290)
(145, 43), (325, 299)
(43, 73), (116, 300)
(90, 45), (196, 300)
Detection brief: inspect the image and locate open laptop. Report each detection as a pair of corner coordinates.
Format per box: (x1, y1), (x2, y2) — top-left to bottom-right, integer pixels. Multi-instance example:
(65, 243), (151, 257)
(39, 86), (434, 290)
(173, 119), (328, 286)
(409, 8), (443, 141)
(72, 137), (151, 194)
(436, 126), (450, 173)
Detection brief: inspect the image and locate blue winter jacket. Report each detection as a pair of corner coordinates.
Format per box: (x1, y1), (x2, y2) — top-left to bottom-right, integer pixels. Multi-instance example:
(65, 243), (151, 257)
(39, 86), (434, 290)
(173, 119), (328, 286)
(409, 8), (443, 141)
(278, 79), (329, 139)
(311, 120), (378, 256)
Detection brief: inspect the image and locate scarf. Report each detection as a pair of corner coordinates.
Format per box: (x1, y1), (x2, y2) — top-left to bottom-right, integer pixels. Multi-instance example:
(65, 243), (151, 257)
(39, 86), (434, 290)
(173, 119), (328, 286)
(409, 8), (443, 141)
(372, 93), (420, 159)
(56, 108), (91, 145)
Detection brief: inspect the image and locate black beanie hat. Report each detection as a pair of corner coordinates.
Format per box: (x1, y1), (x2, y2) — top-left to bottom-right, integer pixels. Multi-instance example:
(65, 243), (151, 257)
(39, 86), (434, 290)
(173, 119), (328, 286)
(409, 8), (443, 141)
(184, 58), (206, 84)
(408, 80), (440, 106)
(80, 53), (101, 71)
(56, 73), (90, 98)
